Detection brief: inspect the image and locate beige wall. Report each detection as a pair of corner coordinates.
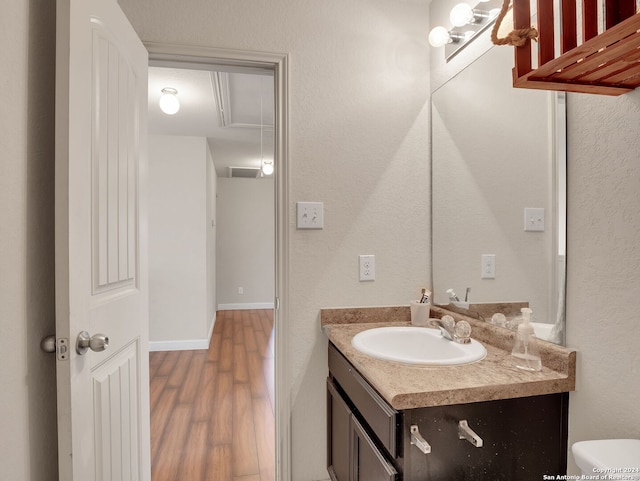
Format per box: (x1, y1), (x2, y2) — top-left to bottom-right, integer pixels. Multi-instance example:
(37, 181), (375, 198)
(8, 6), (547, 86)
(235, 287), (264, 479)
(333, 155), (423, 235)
(2, 1), (429, 478)
(565, 92), (640, 471)
(148, 135), (213, 347)
(216, 177), (275, 309)
(206, 142), (217, 334)
(118, 1), (432, 479)
(0, 0), (58, 479)
(14, 1), (637, 480)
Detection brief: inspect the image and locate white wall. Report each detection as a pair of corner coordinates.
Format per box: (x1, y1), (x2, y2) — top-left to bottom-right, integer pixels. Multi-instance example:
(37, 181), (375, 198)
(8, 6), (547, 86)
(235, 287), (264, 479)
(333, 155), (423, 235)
(206, 143), (217, 333)
(119, 1), (431, 479)
(148, 135), (215, 348)
(565, 92), (640, 472)
(216, 177), (274, 309)
(429, 0), (640, 474)
(0, 0), (59, 478)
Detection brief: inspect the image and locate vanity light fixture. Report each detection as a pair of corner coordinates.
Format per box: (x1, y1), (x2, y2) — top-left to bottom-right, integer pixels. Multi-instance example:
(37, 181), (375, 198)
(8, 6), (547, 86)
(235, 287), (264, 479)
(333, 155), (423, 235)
(450, 3), (490, 27)
(159, 87), (180, 115)
(428, 26), (468, 48)
(429, 0), (502, 61)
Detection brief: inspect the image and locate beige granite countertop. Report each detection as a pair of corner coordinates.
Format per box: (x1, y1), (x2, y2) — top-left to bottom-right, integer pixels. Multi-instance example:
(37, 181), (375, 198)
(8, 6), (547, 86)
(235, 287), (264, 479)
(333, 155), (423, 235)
(321, 306), (576, 411)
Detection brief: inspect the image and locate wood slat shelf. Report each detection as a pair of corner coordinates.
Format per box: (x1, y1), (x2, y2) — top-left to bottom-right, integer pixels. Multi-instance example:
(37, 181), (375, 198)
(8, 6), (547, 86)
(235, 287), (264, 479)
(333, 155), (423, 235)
(511, 0), (640, 96)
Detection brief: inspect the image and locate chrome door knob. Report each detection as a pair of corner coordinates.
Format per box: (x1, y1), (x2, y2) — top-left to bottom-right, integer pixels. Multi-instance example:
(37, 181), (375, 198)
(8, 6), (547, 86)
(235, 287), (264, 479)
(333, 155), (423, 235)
(76, 331), (109, 355)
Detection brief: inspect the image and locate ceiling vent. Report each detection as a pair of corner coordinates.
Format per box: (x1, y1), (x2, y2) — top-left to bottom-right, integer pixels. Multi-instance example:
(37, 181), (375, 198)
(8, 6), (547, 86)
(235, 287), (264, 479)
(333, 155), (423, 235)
(228, 166), (261, 179)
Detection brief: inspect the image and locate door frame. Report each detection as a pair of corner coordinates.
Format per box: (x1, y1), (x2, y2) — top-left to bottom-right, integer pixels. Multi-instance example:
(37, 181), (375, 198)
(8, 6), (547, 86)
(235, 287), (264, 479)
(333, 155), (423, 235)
(145, 42), (291, 481)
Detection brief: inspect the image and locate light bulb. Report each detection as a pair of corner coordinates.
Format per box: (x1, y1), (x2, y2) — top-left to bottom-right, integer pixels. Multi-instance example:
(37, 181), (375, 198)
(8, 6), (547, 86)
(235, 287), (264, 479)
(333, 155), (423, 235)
(428, 26), (451, 48)
(159, 88), (180, 115)
(261, 161), (274, 176)
(450, 3), (475, 27)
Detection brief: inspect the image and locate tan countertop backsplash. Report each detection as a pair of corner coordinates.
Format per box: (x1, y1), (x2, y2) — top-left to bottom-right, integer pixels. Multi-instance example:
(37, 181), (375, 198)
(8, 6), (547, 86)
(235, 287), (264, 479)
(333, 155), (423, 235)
(321, 305), (576, 410)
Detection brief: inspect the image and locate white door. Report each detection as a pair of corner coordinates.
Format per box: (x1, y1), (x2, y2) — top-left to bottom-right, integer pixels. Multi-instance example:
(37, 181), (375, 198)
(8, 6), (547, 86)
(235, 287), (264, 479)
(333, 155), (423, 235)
(55, 0), (150, 479)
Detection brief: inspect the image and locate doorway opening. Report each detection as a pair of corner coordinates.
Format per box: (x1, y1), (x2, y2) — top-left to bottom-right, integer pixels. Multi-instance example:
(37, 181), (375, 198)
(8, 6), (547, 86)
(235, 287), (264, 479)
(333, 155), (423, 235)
(145, 44), (289, 481)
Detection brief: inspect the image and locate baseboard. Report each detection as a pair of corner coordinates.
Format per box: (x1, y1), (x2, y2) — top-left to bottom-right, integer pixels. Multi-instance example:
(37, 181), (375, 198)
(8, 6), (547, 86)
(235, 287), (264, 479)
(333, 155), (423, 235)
(150, 313), (216, 352)
(149, 339), (209, 351)
(217, 302), (275, 311)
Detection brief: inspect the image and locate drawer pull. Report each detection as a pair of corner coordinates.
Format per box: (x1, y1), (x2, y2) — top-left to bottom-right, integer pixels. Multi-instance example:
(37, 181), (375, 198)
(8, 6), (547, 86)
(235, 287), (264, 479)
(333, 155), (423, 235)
(410, 425), (431, 454)
(458, 420), (483, 447)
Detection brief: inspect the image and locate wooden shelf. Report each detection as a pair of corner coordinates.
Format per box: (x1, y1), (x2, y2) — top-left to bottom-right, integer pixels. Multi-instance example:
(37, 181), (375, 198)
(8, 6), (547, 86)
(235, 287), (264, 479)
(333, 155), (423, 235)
(512, 0), (640, 96)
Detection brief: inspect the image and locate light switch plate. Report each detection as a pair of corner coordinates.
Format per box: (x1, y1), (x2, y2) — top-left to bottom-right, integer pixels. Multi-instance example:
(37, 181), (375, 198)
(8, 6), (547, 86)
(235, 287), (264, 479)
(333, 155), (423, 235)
(296, 202), (324, 229)
(524, 207), (545, 231)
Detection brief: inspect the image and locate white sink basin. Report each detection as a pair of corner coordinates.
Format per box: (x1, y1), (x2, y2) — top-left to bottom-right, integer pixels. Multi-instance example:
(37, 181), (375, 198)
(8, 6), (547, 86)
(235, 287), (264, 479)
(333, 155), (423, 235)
(351, 326), (487, 366)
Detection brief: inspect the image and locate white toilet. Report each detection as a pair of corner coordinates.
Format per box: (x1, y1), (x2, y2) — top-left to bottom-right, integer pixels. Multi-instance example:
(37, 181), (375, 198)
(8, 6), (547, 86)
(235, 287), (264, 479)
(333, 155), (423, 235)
(572, 439), (640, 480)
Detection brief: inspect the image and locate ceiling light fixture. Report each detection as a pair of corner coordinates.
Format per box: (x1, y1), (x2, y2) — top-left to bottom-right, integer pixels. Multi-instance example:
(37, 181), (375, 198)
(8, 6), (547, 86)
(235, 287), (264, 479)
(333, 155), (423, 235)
(159, 88), (180, 115)
(261, 159), (274, 176)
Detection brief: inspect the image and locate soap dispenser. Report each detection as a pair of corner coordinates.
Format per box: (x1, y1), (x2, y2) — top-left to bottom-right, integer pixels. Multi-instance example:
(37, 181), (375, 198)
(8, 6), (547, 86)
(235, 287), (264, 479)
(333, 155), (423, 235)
(511, 307), (542, 372)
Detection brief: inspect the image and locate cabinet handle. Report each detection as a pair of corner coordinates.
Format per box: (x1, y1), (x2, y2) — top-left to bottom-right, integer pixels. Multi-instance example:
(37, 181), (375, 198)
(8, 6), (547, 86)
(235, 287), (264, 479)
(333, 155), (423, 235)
(410, 425), (431, 454)
(458, 420), (483, 447)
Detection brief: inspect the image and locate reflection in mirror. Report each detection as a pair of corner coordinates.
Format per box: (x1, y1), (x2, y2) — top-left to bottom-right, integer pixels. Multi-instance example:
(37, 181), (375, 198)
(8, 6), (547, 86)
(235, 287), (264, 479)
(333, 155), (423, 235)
(431, 45), (566, 345)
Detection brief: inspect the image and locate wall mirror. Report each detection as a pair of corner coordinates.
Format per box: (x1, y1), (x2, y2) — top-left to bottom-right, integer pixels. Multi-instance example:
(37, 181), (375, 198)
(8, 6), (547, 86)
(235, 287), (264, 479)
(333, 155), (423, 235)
(431, 45), (567, 345)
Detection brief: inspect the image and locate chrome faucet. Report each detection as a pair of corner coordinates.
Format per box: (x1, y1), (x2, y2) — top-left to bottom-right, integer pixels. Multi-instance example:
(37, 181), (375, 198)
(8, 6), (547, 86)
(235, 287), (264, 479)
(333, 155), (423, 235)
(432, 315), (472, 344)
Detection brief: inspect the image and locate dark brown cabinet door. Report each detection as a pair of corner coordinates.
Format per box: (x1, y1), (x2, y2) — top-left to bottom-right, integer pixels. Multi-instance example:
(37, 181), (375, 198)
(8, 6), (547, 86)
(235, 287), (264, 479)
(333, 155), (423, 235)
(352, 416), (398, 481)
(327, 379), (352, 481)
(328, 379), (399, 481)
(404, 393), (569, 481)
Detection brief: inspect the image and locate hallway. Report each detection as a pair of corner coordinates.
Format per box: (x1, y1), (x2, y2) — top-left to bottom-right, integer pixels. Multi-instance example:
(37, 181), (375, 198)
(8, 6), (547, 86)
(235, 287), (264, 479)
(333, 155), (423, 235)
(149, 309), (275, 481)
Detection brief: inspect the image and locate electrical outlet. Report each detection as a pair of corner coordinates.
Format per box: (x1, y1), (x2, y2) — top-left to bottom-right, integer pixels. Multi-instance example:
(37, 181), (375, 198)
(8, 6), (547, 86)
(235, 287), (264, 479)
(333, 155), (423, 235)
(481, 254), (496, 279)
(296, 202), (324, 229)
(524, 207), (545, 232)
(238, 287), (244, 295)
(359, 255), (375, 281)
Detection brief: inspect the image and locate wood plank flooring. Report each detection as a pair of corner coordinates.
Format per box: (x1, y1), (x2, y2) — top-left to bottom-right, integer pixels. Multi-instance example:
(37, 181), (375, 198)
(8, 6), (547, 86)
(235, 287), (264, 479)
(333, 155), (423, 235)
(149, 309), (275, 481)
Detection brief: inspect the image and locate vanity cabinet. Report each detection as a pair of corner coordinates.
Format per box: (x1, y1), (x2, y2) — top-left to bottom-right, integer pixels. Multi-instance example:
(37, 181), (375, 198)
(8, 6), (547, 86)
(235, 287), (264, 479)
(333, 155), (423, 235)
(327, 343), (569, 481)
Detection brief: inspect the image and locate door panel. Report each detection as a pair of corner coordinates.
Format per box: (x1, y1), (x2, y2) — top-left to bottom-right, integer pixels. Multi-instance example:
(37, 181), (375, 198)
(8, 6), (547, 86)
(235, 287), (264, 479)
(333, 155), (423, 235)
(55, 0), (149, 479)
(91, 20), (140, 295)
(93, 341), (140, 481)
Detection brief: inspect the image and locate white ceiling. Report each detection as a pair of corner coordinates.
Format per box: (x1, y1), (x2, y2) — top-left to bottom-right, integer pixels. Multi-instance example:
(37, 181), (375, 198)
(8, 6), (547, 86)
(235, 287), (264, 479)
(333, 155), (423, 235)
(148, 66), (275, 177)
